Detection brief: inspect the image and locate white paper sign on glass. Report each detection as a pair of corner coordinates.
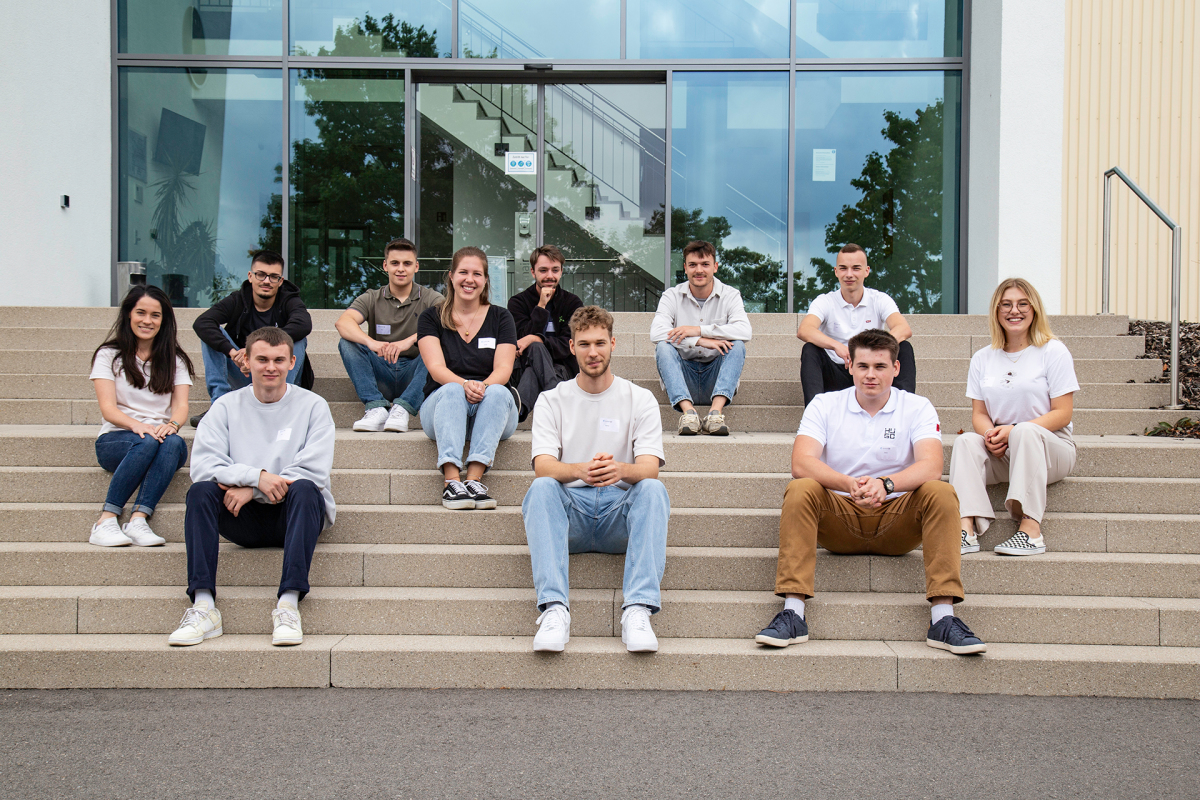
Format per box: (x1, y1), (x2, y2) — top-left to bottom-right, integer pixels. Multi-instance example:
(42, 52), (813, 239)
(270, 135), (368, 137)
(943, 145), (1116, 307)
(505, 152), (537, 175)
(812, 149), (836, 182)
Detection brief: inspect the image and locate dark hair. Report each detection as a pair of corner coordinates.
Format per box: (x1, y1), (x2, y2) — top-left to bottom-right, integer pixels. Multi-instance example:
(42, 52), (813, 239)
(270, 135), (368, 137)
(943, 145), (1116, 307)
(682, 240), (717, 262)
(245, 326), (295, 357)
(250, 250), (285, 269)
(440, 246), (491, 330)
(569, 306), (614, 338)
(384, 238), (418, 259)
(838, 243), (866, 256)
(92, 285), (195, 395)
(529, 245), (565, 270)
(847, 329), (899, 363)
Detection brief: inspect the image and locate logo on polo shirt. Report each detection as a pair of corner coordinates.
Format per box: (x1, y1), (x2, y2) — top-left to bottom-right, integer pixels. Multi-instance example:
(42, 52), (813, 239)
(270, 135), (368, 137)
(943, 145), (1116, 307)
(884, 428), (896, 439)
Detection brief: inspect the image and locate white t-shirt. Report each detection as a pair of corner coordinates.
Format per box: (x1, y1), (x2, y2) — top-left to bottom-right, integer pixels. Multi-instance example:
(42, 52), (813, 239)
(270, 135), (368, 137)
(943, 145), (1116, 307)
(796, 387), (942, 499)
(530, 376), (665, 490)
(806, 287), (901, 362)
(966, 339), (1080, 436)
(89, 347), (193, 437)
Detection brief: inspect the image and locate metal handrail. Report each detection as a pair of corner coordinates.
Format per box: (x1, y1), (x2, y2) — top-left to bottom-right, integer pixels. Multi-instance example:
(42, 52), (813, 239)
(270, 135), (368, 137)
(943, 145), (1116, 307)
(1102, 166), (1184, 409)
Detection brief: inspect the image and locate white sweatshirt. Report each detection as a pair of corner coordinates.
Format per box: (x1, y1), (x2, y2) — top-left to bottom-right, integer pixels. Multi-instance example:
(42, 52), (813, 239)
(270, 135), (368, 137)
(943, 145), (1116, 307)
(649, 277), (752, 362)
(190, 385), (337, 528)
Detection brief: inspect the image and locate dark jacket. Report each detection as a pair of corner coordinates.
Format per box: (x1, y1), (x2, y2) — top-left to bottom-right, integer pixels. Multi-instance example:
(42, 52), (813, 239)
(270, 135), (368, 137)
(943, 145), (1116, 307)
(193, 279), (315, 389)
(507, 283), (584, 372)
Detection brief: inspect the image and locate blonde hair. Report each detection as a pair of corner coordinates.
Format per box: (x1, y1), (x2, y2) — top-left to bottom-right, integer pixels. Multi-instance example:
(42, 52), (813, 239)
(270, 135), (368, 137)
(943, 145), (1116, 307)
(440, 246), (491, 330)
(569, 306), (614, 338)
(988, 278), (1055, 349)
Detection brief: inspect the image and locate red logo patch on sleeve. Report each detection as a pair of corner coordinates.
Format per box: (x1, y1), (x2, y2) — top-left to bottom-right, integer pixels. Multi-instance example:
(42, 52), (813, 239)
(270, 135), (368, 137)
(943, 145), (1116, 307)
(936, 423), (941, 432)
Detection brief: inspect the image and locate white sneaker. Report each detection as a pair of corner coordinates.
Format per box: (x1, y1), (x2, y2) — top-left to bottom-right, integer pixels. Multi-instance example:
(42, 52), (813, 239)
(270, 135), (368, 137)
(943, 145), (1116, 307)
(123, 517), (166, 547)
(960, 529), (979, 555)
(533, 604), (571, 652)
(168, 605), (223, 646)
(272, 605), (303, 646)
(89, 517), (132, 547)
(620, 605), (658, 653)
(383, 405), (410, 432)
(352, 406), (390, 432)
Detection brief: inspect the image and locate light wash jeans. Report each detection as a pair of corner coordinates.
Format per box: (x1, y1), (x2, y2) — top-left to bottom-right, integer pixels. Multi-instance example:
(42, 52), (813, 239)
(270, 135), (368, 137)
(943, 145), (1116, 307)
(654, 340), (745, 411)
(337, 338), (430, 415)
(522, 477), (670, 613)
(201, 329), (307, 401)
(419, 382), (518, 470)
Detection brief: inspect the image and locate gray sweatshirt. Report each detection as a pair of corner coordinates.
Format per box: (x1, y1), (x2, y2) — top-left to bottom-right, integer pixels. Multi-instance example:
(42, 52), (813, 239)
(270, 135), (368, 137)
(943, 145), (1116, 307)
(190, 385), (337, 528)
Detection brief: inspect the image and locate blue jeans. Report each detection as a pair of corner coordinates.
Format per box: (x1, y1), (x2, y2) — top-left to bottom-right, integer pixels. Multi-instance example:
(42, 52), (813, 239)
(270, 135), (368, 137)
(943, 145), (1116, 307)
(654, 340), (746, 410)
(201, 329), (307, 401)
(522, 477), (671, 613)
(419, 382), (518, 470)
(95, 430), (189, 516)
(337, 338), (430, 415)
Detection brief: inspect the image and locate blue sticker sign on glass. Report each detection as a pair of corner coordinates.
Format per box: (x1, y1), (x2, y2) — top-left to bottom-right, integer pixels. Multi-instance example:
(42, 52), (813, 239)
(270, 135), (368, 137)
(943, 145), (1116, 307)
(504, 151), (537, 175)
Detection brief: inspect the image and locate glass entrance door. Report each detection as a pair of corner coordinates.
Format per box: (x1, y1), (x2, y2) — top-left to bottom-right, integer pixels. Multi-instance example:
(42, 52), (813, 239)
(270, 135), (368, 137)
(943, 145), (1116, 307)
(416, 79), (666, 311)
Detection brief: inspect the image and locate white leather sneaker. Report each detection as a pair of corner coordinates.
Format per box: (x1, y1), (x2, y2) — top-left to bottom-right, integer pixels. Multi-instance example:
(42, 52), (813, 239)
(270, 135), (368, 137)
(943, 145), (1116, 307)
(123, 517), (166, 547)
(384, 405), (410, 432)
(168, 605), (223, 646)
(271, 605), (303, 646)
(89, 517), (132, 547)
(533, 604), (571, 652)
(352, 406), (390, 432)
(621, 605), (658, 653)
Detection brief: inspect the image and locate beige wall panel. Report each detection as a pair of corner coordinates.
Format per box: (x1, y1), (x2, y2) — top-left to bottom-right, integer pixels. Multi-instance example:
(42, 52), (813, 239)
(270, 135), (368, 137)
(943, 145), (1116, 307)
(1062, 0), (1199, 321)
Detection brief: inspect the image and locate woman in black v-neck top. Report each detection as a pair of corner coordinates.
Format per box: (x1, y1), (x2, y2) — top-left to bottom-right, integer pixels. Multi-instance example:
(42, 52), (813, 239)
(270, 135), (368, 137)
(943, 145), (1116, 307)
(417, 246), (519, 510)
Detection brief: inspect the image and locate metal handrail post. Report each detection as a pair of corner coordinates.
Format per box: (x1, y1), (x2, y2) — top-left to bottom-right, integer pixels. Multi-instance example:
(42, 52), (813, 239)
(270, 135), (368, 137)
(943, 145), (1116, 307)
(1101, 172), (1112, 314)
(1170, 224), (1182, 409)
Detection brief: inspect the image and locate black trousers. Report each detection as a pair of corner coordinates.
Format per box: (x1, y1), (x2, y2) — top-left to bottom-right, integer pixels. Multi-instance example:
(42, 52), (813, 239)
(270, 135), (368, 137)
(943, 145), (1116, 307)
(799, 341), (916, 405)
(184, 479), (325, 602)
(514, 341), (573, 422)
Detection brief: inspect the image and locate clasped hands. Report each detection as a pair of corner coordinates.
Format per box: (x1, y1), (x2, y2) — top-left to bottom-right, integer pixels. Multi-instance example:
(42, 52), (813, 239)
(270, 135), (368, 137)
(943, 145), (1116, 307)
(846, 475), (888, 508)
(370, 334), (418, 364)
(129, 421), (178, 442)
(578, 452), (626, 488)
(665, 325), (733, 354)
(218, 471), (293, 516)
(983, 425), (1014, 457)
(462, 379), (488, 403)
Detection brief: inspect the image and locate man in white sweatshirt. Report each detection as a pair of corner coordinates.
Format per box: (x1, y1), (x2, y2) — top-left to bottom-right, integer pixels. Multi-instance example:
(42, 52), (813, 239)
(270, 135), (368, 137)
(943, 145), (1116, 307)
(169, 326), (337, 647)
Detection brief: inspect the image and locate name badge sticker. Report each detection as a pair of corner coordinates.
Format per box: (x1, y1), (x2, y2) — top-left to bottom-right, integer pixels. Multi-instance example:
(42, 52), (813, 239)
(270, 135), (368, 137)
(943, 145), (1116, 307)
(375, 324), (391, 336)
(598, 418), (620, 433)
(276, 428), (292, 441)
(478, 337), (496, 349)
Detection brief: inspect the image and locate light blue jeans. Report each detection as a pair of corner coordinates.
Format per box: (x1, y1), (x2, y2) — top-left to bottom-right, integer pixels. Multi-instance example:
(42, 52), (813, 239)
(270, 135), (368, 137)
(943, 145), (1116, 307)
(419, 382), (518, 470)
(522, 477), (670, 613)
(201, 329), (307, 401)
(654, 340), (745, 410)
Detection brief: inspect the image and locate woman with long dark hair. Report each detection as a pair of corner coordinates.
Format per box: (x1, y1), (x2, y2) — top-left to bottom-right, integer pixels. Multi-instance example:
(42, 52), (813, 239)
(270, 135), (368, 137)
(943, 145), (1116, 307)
(88, 285), (195, 546)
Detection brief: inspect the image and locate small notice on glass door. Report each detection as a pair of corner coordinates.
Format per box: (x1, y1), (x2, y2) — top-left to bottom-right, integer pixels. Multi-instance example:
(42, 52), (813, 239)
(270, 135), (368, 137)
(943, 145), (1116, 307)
(505, 152), (537, 175)
(812, 149), (836, 182)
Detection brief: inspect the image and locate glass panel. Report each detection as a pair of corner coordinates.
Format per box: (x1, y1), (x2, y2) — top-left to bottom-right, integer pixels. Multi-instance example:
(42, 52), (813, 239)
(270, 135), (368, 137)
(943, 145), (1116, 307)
(459, 0), (620, 59)
(290, 1), (451, 56)
(118, 68), (282, 309)
(289, 70), (406, 309)
(628, 0), (790, 59)
(118, 0), (283, 55)
(417, 83), (538, 309)
(793, 71), (961, 314)
(541, 84), (666, 312)
(670, 73), (789, 312)
(795, 0), (962, 59)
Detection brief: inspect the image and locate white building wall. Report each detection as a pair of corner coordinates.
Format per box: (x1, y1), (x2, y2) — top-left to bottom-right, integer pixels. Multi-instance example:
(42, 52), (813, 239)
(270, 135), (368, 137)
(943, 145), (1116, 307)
(0, 1), (111, 307)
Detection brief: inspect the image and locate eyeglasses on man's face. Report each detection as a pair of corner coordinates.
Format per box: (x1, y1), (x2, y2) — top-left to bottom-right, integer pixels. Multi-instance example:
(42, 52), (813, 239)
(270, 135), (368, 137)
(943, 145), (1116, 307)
(251, 270), (284, 284)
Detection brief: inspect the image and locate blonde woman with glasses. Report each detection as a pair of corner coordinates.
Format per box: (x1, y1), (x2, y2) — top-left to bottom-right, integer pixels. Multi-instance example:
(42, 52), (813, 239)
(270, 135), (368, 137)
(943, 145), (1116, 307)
(949, 279), (1079, 556)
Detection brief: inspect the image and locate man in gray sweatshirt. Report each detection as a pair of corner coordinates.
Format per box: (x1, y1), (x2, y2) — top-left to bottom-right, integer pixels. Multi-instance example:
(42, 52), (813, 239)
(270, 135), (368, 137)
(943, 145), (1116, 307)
(169, 326), (337, 647)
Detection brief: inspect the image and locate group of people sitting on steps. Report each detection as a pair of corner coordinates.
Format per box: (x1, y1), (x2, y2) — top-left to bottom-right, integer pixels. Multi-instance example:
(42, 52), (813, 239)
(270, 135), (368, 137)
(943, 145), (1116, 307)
(85, 238), (1078, 658)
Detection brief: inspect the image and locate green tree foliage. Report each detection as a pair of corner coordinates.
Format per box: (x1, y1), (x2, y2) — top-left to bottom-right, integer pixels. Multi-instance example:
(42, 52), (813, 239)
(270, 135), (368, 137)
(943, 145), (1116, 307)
(296, 12), (440, 58)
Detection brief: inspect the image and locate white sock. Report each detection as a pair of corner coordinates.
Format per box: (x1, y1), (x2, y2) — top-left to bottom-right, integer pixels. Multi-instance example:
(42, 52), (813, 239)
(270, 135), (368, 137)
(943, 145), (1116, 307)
(784, 597), (805, 619)
(278, 590), (300, 610)
(193, 589), (214, 610)
(931, 603), (954, 624)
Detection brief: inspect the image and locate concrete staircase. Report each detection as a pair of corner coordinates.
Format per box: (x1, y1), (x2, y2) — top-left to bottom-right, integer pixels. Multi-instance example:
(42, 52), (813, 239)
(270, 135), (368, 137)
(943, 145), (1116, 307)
(1, 308), (1198, 695)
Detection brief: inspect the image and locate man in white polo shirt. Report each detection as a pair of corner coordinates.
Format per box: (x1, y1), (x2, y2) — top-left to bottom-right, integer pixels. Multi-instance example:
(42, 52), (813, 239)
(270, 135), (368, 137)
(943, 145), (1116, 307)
(755, 328), (987, 655)
(522, 305), (669, 654)
(797, 242), (915, 405)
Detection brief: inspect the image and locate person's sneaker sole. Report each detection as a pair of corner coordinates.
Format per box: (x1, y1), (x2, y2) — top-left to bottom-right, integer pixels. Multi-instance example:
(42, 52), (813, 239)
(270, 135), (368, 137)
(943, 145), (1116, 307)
(88, 534), (132, 547)
(272, 634), (303, 646)
(754, 632), (809, 647)
(622, 638), (658, 653)
(352, 421), (387, 432)
(678, 427), (699, 436)
(961, 543), (980, 554)
(168, 626), (223, 647)
(533, 639), (567, 653)
(442, 497), (476, 510)
(993, 544), (1046, 556)
(383, 422), (409, 432)
(926, 637), (987, 655)
(472, 497), (498, 510)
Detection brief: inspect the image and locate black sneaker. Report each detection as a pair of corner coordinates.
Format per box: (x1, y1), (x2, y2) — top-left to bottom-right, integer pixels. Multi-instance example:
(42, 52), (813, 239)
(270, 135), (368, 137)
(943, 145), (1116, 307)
(926, 616), (988, 655)
(754, 609), (809, 647)
(190, 412), (206, 428)
(442, 480), (475, 510)
(464, 479), (497, 510)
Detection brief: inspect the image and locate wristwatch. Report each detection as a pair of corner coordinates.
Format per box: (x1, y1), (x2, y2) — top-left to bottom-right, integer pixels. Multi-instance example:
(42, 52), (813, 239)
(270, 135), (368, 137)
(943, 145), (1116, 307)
(878, 477), (894, 494)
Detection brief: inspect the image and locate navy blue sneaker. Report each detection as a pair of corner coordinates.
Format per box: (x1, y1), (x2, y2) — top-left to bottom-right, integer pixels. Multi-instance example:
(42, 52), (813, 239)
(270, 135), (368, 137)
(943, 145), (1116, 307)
(926, 616), (987, 655)
(755, 609), (809, 647)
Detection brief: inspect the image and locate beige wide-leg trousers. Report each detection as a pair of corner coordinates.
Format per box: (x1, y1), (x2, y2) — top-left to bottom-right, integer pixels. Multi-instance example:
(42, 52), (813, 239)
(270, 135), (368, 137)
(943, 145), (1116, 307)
(948, 422), (1076, 535)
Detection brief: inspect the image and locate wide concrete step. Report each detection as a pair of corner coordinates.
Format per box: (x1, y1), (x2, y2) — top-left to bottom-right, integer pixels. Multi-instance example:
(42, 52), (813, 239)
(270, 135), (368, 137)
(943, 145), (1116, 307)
(2, 543), (1199, 598)
(3, 585), (1196, 647)
(2, 633), (1196, 696)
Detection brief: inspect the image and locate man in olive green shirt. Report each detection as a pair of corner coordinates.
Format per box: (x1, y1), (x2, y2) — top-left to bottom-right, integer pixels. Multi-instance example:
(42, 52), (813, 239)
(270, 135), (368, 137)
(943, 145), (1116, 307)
(335, 238), (444, 432)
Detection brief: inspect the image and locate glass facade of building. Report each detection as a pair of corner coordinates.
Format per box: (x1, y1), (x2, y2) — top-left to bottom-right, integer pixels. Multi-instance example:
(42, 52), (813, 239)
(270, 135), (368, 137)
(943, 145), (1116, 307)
(117, 0), (965, 312)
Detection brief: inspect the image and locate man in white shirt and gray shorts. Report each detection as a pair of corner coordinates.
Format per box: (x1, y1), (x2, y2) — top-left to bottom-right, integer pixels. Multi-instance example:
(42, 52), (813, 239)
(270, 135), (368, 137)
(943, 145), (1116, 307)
(797, 243), (915, 405)
(522, 306), (670, 654)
